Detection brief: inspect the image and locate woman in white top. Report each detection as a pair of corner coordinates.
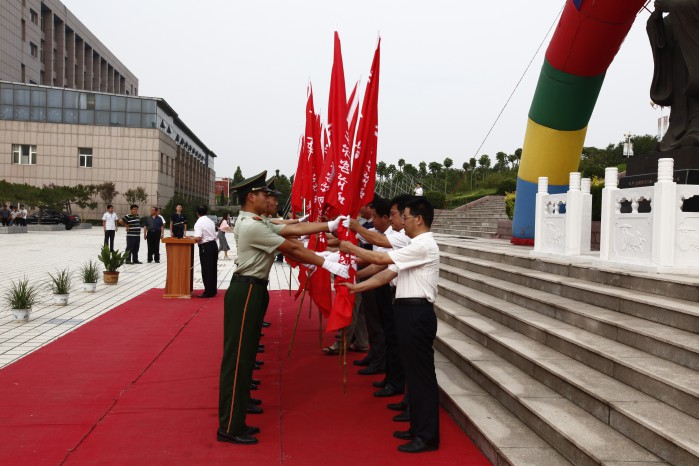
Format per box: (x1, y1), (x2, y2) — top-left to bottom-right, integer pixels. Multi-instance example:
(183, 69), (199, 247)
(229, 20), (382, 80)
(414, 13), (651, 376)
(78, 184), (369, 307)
(218, 213), (232, 260)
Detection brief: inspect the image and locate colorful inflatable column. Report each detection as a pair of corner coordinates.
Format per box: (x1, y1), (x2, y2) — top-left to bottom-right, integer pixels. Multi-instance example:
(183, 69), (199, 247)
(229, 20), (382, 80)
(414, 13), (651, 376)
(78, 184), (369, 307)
(511, 0), (648, 245)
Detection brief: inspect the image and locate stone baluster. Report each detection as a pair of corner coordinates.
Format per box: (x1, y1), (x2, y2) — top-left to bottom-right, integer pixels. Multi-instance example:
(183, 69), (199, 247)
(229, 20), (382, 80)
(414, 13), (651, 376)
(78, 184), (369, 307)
(534, 177), (549, 252)
(581, 178), (592, 252)
(565, 172), (582, 256)
(652, 158), (676, 267)
(600, 167), (619, 260)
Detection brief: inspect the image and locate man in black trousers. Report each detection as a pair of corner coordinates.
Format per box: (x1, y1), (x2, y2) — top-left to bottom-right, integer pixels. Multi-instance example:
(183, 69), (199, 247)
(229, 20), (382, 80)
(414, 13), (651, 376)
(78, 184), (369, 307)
(340, 197), (440, 454)
(191, 205), (218, 298)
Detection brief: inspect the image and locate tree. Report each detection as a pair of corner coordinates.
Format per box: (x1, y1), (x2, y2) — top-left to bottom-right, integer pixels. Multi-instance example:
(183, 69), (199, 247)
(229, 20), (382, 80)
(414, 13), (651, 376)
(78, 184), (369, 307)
(96, 182), (119, 210)
(418, 161), (427, 178)
(123, 187), (149, 206)
(496, 152), (507, 173)
(507, 153), (518, 170)
(376, 161), (387, 181)
(398, 158), (405, 172)
(64, 184), (98, 214)
(232, 166), (245, 184)
(428, 162), (442, 184)
(443, 158), (453, 193)
(469, 157), (477, 188)
(630, 134), (658, 157)
(403, 163), (418, 177)
(387, 164), (397, 180)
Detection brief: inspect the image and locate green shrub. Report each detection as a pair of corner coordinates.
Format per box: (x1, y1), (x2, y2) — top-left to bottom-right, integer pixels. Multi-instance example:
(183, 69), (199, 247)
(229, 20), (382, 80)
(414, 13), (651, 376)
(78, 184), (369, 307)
(445, 188), (497, 209)
(505, 192), (516, 220)
(590, 177), (604, 221)
(496, 177), (517, 195)
(424, 191), (446, 209)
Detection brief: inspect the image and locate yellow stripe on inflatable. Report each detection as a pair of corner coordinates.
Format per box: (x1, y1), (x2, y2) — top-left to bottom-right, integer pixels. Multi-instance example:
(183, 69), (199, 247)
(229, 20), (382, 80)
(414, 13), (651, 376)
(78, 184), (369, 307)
(518, 118), (588, 186)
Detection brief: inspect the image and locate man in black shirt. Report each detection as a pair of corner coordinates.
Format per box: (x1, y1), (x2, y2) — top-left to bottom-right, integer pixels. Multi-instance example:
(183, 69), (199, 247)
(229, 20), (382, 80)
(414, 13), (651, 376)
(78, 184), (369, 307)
(170, 204), (187, 239)
(119, 204), (142, 264)
(144, 206), (164, 263)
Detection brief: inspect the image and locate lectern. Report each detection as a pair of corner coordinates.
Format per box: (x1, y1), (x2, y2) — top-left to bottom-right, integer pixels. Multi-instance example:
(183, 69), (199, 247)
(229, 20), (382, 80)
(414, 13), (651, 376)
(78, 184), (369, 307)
(162, 237), (198, 298)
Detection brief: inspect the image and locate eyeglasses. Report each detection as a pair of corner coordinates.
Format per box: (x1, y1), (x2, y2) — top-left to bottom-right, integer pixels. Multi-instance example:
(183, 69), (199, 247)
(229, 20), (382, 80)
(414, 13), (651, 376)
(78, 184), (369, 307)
(401, 214), (418, 221)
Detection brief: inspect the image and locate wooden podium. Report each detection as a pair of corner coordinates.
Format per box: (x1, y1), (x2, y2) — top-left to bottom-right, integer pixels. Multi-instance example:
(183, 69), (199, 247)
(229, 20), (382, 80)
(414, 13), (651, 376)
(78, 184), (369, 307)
(162, 237), (198, 298)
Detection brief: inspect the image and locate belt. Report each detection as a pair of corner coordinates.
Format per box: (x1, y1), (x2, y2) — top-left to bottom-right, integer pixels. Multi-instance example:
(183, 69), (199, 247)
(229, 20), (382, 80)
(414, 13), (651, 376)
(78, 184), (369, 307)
(199, 240), (216, 248)
(231, 274), (268, 286)
(394, 297), (431, 306)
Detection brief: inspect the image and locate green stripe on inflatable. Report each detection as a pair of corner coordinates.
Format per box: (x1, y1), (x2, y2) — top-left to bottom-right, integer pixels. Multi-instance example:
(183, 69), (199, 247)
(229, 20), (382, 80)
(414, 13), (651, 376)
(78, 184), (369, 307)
(528, 59), (605, 131)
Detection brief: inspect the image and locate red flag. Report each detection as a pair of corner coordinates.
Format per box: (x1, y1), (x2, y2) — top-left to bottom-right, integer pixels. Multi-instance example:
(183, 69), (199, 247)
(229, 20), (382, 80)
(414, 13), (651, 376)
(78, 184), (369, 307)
(290, 135), (306, 218)
(347, 81), (360, 155)
(291, 84), (317, 217)
(351, 39), (381, 214)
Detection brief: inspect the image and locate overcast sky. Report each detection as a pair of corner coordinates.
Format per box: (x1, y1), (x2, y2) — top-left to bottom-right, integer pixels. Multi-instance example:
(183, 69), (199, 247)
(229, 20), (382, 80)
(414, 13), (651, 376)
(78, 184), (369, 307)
(62, 0), (660, 179)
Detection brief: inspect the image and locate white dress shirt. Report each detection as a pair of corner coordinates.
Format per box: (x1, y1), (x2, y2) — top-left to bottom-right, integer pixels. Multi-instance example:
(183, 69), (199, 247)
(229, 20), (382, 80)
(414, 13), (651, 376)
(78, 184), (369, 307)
(194, 216), (217, 244)
(387, 232), (440, 303)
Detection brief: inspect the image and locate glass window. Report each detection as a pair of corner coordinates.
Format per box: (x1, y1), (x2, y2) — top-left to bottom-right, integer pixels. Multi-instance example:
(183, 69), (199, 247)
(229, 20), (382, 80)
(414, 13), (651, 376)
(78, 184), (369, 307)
(95, 94), (110, 111)
(1, 105), (14, 120)
(126, 98), (141, 112)
(142, 113), (156, 128)
(78, 93), (95, 110)
(1, 88), (13, 105)
(78, 148), (93, 168)
(110, 95), (126, 112)
(110, 111), (126, 126)
(47, 89), (62, 107)
(12, 144), (37, 165)
(14, 88), (30, 106)
(126, 112), (141, 127)
(63, 109), (78, 124)
(47, 107), (62, 122)
(142, 100), (156, 113)
(63, 91), (78, 109)
(31, 89), (46, 106)
(79, 110), (94, 125)
(14, 106), (30, 121)
(95, 111), (110, 125)
(30, 107), (46, 122)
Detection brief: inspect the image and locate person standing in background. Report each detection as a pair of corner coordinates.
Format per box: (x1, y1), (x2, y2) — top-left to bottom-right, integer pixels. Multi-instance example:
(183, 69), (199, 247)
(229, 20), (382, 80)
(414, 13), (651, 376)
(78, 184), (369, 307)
(218, 213), (232, 260)
(170, 204), (187, 238)
(144, 206), (164, 263)
(120, 204), (142, 264)
(414, 183), (423, 196)
(191, 205), (218, 298)
(102, 204), (118, 251)
(1, 204), (10, 226)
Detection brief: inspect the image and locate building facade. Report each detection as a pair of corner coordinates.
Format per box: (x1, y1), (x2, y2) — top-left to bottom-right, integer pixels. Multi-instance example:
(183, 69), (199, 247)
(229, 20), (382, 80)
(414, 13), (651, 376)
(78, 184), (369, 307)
(0, 1), (216, 220)
(0, 0), (138, 95)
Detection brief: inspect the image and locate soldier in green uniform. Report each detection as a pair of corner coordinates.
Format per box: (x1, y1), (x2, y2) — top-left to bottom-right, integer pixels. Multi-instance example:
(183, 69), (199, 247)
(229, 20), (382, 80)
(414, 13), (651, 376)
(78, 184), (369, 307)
(217, 171), (350, 445)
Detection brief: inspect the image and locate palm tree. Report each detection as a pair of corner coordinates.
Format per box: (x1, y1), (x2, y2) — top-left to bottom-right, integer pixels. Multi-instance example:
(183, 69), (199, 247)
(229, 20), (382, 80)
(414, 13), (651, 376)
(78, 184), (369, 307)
(507, 153), (518, 170)
(398, 158), (405, 172)
(495, 152), (507, 173)
(443, 157), (453, 194)
(418, 161), (428, 178)
(469, 157), (477, 188)
(377, 161), (387, 181)
(428, 162), (442, 183)
(478, 154), (491, 181)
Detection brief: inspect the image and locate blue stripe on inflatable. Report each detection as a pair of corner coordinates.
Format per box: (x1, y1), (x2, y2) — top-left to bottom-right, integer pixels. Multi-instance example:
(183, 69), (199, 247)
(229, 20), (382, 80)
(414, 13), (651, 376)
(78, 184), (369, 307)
(572, 0), (583, 10)
(511, 177), (569, 240)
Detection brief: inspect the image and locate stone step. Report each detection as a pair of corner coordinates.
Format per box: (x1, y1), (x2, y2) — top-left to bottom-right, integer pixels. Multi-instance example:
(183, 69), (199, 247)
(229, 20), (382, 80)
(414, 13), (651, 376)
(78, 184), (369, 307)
(441, 250), (699, 347)
(435, 351), (574, 466)
(435, 236), (699, 302)
(437, 270), (699, 418)
(436, 319), (668, 466)
(433, 224), (497, 232)
(436, 289), (699, 465)
(432, 230), (496, 239)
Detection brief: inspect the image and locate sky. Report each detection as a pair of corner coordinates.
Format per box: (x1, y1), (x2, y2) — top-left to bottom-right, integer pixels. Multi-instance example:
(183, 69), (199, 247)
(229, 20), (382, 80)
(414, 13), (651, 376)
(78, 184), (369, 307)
(62, 0), (660, 179)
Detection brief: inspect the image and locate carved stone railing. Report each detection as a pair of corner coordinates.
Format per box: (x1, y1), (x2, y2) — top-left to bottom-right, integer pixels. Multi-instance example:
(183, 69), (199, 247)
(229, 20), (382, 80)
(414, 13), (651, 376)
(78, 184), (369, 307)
(533, 172), (592, 256)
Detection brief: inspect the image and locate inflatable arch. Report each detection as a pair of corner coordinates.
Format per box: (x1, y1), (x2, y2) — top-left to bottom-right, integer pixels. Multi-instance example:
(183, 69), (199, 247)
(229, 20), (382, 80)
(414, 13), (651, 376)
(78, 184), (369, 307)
(511, 0), (649, 245)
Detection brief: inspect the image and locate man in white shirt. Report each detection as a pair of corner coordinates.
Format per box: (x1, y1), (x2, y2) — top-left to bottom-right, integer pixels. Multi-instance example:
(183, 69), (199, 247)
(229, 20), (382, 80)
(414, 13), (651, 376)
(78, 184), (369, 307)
(102, 204), (118, 252)
(17, 204), (28, 226)
(191, 205), (218, 298)
(340, 197), (440, 454)
(414, 183), (423, 196)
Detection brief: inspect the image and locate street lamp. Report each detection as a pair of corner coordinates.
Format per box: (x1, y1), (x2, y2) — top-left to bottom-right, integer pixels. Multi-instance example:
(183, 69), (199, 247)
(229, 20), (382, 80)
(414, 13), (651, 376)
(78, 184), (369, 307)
(623, 131), (634, 158)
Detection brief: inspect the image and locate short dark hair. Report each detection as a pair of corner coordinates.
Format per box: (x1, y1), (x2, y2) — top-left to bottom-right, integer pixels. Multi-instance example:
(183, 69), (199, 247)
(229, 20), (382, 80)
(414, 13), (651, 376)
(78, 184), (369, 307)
(130, 204), (138, 210)
(370, 197), (390, 217)
(107, 204), (113, 209)
(196, 205), (208, 216)
(405, 197), (434, 227)
(389, 194), (415, 214)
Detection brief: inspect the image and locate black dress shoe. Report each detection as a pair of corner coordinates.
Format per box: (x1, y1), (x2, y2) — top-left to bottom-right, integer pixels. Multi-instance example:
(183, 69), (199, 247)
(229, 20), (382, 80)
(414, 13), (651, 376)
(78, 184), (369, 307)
(253, 364), (261, 371)
(133, 261), (143, 264)
(374, 385), (404, 397)
(398, 437), (438, 453)
(249, 397), (262, 405)
(249, 383), (258, 391)
(247, 405), (263, 415)
(353, 357), (371, 367)
(216, 430), (258, 445)
(357, 367), (385, 376)
(387, 401), (408, 411)
(251, 378), (260, 385)
(245, 425), (261, 435)
(197, 293), (214, 298)
(372, 379), (387, 388)
(262, 321), (271, 327)
(257, 348), (264, 354)
(260, 333), (264, 337)
(393, 411), (411, 422)
(256, 360), (264, 366)
(258, 344), (265, 350)
(393, 430), (414, 440)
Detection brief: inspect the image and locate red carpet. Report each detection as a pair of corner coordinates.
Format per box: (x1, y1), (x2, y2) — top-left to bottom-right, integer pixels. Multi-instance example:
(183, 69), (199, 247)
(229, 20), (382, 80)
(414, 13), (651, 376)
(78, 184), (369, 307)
(0, 289), (491, 465)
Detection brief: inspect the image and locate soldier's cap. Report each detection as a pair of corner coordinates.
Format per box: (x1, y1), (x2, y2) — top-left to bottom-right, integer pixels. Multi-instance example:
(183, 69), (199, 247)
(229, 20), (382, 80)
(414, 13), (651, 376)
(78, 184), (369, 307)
(231, 171), (273, 195)
(265, 177), (283, 197)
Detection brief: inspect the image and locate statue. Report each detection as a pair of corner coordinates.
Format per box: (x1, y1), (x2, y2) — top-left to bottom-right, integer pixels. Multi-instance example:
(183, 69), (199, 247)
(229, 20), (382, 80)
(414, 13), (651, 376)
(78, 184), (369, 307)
(647, 0), (699, 151)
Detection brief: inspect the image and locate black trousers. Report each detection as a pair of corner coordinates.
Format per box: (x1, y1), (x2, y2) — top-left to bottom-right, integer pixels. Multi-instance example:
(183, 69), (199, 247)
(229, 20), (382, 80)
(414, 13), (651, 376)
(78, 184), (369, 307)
(104, 230), (115, 251)
(361, 288), (386, 371)
(394, 300), (439, 446)
(219, 279), (268, 435)
(125, 236), (140, 262)
(146, 230), (161, 262)
(199, 241), (218, 296)
(377, 284), (404, 390)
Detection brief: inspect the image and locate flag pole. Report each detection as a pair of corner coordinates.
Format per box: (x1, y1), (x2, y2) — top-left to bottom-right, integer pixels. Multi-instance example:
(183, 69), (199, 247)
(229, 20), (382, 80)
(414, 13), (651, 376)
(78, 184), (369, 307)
(287, 277), (309, 357)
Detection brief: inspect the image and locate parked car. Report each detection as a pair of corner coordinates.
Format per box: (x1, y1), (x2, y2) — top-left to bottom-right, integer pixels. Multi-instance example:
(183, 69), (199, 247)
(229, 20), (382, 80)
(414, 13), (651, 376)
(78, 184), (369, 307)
(26, 210), (81, 230)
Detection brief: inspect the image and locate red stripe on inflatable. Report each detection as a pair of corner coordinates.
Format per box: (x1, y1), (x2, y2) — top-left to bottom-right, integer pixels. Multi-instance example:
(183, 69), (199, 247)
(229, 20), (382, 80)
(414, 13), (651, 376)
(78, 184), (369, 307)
(546, 0), (646, 76)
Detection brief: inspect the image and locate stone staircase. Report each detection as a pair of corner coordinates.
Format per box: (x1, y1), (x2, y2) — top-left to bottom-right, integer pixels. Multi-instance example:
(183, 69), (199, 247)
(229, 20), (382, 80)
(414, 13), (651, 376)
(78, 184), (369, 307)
(432, 196), (509, 238)
(433, 235), (699, 466)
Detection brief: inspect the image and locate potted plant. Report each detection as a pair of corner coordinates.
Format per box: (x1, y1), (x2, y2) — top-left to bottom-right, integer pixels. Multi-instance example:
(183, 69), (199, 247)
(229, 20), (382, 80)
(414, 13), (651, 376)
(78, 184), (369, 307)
(4, 277), (40, 320)
(98, 244), (129, 285)
(48, 268), (72, 305)
(80, 260), (100, 292)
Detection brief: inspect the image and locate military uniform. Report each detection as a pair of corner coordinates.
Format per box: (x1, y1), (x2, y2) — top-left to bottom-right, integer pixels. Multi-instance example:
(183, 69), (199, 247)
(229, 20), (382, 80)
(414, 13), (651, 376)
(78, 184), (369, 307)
(218, 172), (283, 442)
